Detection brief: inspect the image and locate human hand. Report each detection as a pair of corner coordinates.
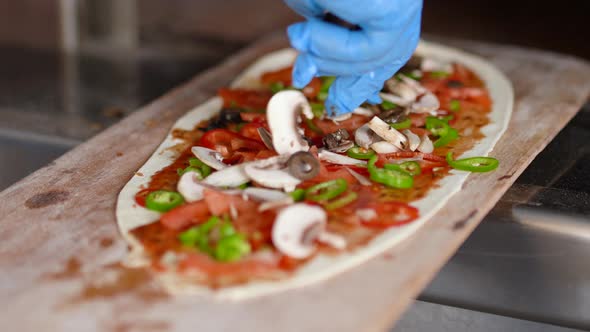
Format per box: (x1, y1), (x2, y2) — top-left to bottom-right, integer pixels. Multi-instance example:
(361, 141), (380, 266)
(284, 0), (423, 116)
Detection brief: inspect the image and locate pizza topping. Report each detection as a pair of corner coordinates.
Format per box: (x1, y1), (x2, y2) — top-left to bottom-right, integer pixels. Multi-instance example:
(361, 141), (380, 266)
(360, 202), (419, 228)
(446, 152), (499, 173)
(417, 135), (434, 153)
(243, 156), (301, 191)
(272, 204), (345, 259)
(177, 156), (213, 178)
(354, 123), (381, 149)
(352, 107), (375, 117)
(368, 116), (407, 149)
(257, 127), (275, 150)
(267, 90), (312, 155)
(395, 161), (422, 177)
(345, 167), (372, 186)
(370, 141), (401, 154)
(177, 171), (209, 202)
(425, 116), (459, 148)
(202, 164), (250, 188)
(305, 179), (348, 202)
(368, 155), (414, 189)
(287, 151), (321, 180)
(145, 190), (185, 212)
(390, 117), (412, 130)
(323, 129), (354, 153)
(346, 146), (376, 160)
(411, 92), (440, 114)
(402, 129), (421, 151)
(421, 58), (453, 74)
(318, 149), (367, 166)
(242, 187), (290, 202)
(191, 147), (228, 170)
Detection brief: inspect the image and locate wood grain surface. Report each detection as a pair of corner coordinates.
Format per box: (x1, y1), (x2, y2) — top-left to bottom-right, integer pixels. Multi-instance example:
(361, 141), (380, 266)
(1, 34), (589, 332)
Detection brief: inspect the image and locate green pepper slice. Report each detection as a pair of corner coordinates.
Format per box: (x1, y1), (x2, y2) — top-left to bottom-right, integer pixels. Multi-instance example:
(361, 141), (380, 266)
(325, 192), (358, 210)
(390, 118), (412, 130)
(368, 156), (414, 189)
(214, 234), (251, 262)
(310, 102), (325, 118)
(434, 128), (459, 148)
(289, 188), (306, 202)
(347, 146), (376, 160)
(145, 190), (184, 212)
(270, 82), (285, 94)
(306, 179), (348, 202)
(385, 161), (421, 176)
(425, 116), (450, 137)
(318, 76), (335, 101)
(446, 152), (499, 172)
(381, 100), (397, 111)
(449, 100), (461, 112)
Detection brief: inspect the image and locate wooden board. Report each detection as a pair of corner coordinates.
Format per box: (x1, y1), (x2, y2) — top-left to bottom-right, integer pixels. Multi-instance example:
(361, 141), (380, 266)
(1, 34), (589, 332)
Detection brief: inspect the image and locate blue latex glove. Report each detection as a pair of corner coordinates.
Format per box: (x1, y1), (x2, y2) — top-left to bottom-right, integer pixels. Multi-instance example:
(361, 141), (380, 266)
(284, 0), (423, 116)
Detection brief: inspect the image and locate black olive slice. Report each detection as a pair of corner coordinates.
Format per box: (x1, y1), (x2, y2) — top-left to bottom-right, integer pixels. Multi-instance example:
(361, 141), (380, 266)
(287, 151), (320, 180)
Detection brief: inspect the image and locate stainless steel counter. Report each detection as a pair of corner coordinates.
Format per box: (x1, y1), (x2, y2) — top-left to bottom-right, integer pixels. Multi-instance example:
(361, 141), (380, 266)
(0, 44), (589, 331)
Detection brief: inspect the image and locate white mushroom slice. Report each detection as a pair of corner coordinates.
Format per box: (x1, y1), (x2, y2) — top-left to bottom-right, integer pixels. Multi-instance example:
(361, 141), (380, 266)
(368, 116), (407, 149)
(354, 124), (380, 149)
(345, 167), (372, 186)
(352, 107), (374, 117)
(386, 80), (418, 103)
(417, 135), (434, 154)
(379, 92), (411, 107)
(370, 141), (401, 154)
(203, 164), (249, 188)
(243, 159), (301, 192)
(403, 129), (421, 151)
(319, 149), (367, 166)
(317, 232), (346, 250)
(191, 146), (227, 170)
(411, 92), (440, 114)
(243, 187), (289, 202)
(272, 204), (326, 259)
(421, 58), (453, 74)
(267, 90), (312, 155)
(399, 74), (428, 94)
(177, 172), (209, 202)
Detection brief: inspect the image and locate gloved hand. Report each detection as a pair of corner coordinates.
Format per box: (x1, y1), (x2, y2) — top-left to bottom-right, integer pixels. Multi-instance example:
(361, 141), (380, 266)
(284, 0), (423, 116)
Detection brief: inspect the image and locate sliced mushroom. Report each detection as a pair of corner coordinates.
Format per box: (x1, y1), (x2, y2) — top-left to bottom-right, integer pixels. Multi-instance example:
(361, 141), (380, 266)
(327, 113), (352, 123)
(203, 164), (250, 188)
(421, 58), (453, 73)
(319, 149), (367, 166)
(354, 124), (380, 149)
(370, 141), (401, 154)
(257, 127), (275, 150)
(243, 156), (301, 192)
(399, 74), (428, 95)
(243, 187), (289, 202)
(323, 129), (354, 153)
(287, 151), (320, 180)
(417, 135), (434, 153)
(411, 92), (440, 114)
(379, 92), (411, 107)
(402, 129), (421, 151)
(368, 116), (407, 149)
(272, 204), (330, 259)
(352, 107), (375, 117)
(191, 146), (227, 170)
(177, 171), (209, 202)
(267, 90), (312, 155)
(385, 79), (418, 103)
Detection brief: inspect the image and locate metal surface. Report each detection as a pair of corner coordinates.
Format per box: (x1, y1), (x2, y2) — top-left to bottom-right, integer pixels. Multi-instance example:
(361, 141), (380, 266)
(0, 43), (589, 330)
(421, 104), (590, 330)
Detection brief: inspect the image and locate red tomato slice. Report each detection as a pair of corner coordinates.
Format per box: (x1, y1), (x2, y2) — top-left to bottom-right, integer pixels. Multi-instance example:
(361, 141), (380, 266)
(240, 112), (267, 123)
(361, 202), (419, 228)
(160, 201), (211, 231)
(239, 122), (266, 142)
(199, 129), (266, 158)
(134, 188), (151, 207)
(218, 88), (272, 110)
(179, 253), (280, 278)
(313, 114), (367, 134)
(261, 66), (293, 85)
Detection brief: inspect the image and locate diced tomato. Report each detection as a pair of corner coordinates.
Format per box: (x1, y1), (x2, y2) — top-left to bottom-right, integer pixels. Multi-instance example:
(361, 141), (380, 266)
(261, 67), (293, 86)
(179, 253), (280, 278)
(409, 113), (427, 127)
(312, 114), (367, 134)
(218, 88), (272, 110)
(240, 112), (267, 123)
(255, 149), (277, 159)
(199, 129), (267, 158)
(203, 189), (259, 216)
(160, 201), (211, 231)
(134, 188), (151, 207)
(360, 202), (419, 228)
(239, 122), (266, 142)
